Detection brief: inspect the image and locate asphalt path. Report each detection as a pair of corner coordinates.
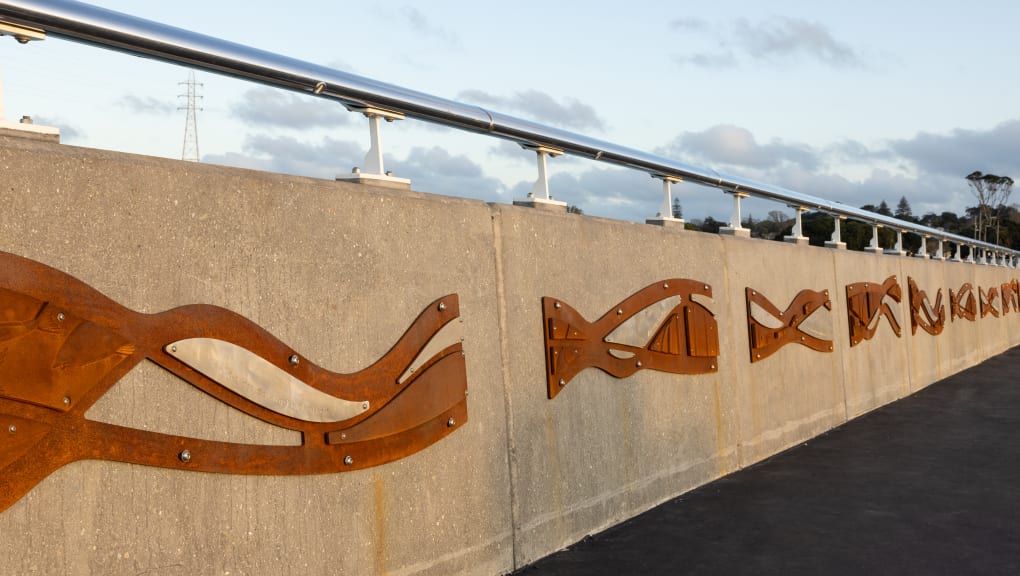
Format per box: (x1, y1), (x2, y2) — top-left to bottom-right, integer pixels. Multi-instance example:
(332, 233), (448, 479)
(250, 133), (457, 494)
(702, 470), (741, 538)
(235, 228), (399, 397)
(515, 346), (1020, 575)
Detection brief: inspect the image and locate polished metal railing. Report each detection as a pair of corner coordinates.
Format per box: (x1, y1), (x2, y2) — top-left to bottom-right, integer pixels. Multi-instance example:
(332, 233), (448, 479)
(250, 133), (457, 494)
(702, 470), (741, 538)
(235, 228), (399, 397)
(0, 0), (1016, 263)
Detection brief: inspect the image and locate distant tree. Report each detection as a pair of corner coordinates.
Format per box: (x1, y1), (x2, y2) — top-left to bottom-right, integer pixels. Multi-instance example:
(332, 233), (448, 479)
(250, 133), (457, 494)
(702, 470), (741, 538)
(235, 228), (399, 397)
(567, 205), (584, 215)
(876, 200), (892, 216)
(699, 216), (723, 234)
(895, 196), (914, 221)
(966, 171), (1014, 242)
(671, 197), (683, 219)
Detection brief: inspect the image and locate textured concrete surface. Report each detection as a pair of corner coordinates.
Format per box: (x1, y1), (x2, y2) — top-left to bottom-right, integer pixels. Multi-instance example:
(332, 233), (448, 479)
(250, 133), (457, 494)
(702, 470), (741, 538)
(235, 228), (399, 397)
(0, 136), (514, 576)
(513, 345), (1020, 576)
(493, 206), (740, 568)
(1, 136), (1018, 575)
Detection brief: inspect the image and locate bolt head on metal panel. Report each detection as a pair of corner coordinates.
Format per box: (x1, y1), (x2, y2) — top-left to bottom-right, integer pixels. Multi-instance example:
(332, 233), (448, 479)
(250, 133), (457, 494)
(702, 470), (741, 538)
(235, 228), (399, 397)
(179, 450), (191, 463)
(343, 455), (354, 466)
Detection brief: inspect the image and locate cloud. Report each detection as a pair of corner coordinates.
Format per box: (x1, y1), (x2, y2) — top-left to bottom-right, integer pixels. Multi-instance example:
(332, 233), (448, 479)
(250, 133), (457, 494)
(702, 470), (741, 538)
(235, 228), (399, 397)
(204, 134), (362, 177)
(672, 17), (861, 69)
(31, 115), (84, 142)
(735, 17), (859, 67)
(389, 146), (508, 200)
(458, 89), (606, 131)
(232, 88), (351, 130)
(117, 95), (175, 115)
(661, 124), (821, 172)
(890, 119), (1020, 179)
(400, 6), (459, 46)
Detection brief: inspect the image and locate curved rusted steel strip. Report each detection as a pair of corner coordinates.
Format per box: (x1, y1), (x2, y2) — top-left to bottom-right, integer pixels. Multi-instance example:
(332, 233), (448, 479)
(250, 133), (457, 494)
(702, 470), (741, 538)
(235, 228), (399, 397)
(846, 276), (902, 347)
(907, 277), (945, 336)
(0, 251), (467, 512)
(745, 287), (833, 363)
(543, 279), (718, 399)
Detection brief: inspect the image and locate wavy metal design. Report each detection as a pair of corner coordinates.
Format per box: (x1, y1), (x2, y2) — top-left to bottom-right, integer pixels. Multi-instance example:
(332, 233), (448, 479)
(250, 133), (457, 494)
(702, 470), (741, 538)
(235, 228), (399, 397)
(980, 286), (1001, 319)
(0, 251), (467, 512)
(907, 277), (945, 336)
(543, 280), (718, 399)
(846, 276), (902, 347)
(745, 288), (832, 363)
(950, 283), (977, 322)
(1002, 279), (1019, 314)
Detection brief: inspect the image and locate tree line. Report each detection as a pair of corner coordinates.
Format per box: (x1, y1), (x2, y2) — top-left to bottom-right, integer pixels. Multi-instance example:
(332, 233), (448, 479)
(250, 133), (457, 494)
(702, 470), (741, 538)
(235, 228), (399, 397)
(679, 172), (1017, 254)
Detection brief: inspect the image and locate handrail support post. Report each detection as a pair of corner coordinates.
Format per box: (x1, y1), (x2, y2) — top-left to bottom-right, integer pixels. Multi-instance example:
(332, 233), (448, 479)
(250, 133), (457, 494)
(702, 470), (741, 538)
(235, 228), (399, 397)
(784, 206), (809, 246)
(337, 105), (410, 189)
(824, 215), (846, 250)
(719, 191), (751, 238)
(646, 175), (685, 228)
(865, 223), (883, 254)
(513, 145), (566, 210)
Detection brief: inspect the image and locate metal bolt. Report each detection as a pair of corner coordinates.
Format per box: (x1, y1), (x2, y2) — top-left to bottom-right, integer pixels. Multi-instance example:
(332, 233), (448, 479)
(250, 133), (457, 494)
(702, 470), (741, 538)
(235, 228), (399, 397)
(62, 396), (71, 406)
(558, 378), (565, 387)
(617, 309), (623, 315)
(704, 285), (710, 290)
(340, 432), (347, 440)
(800, 336), (805, 341)
(179, 450), (191, 463)
(710, 364), (716, 370)
(554, 302), (561, 309)
(344, 455), (354, 466)
(751, 291), (756, 296)
(756, 353), (761, 359)
(636, 360), (643, 368)
(8, 425), (15, 433)
(361, 402), (369, 410)
(289, 354), (299, 366)
(663, 283), (669, 289)
(829, 346), (833, 351)
(447, 417), (456, 427)
(56, 312), (65, 322)
(170, 345), (177, 353)
(438, 302), (446, 312)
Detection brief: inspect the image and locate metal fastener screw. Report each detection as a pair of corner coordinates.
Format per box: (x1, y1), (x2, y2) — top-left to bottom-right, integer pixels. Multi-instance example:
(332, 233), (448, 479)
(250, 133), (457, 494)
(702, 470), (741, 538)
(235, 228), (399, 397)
(289, 354), (299, 366)
(704, 285), (710, 290)
(62, 396), (71, 406)
(361, 402), (369, 410)
(756, 353), (761, 359)
(179, 450), (191, 463)
(800, 336), (805, 341)
(438, 302), (446, 311)
(663, 283), (669, 289)
(636, 361), (643, 368)
(617, 309), (623, 315)
(170, 345), (177, 353)
(710, 364), (716, 370)
(447, 417), (456, 427)
(554, 302), (561, 309)
(558, 378), (565, 387)
(340, 432), (347, 440)
(8, 425), (15, 433)
(344, 455), (354, 466)
(56, 312), (65, 322)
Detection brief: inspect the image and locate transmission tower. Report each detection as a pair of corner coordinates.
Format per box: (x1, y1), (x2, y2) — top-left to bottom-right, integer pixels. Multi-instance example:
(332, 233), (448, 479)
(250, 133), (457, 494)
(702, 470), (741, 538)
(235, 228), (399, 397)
(178, 71), (203, 162)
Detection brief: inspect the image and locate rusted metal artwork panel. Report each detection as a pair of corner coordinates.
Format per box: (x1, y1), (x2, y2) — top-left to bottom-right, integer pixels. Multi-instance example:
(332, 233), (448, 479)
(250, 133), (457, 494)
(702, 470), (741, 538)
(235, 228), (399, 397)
(0, 251), (468, 513)
(907, 277), (945, 336)
(745, 287), (832, 363)
(846, 276), (902, 347)
(1001, 279), (1019, 314)
(950, 283), (977, 322)
(980, 286), (1001, 319)
(543, 279), (718, 399)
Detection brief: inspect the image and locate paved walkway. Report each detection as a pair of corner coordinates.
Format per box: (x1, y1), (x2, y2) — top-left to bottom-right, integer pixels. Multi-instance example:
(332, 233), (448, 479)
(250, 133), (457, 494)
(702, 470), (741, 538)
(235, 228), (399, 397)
(515, 347), (1020, 575)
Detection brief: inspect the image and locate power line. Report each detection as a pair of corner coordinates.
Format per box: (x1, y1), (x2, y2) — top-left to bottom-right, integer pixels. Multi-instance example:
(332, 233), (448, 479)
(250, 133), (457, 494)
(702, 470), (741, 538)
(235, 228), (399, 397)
(177, 70), (202, 162)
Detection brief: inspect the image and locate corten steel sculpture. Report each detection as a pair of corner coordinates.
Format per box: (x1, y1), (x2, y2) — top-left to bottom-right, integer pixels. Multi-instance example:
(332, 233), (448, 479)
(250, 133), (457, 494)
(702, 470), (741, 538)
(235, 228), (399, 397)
(846, 276), (902, 347)
(980, 286), (1001, 319)
(543, 279), (718, 399)
(0, 252), (467, 513)
(744, 288), (833, 363)
(907, 277), (945, 336)
(950, 283), (977, 322)
(1001, 279), (1019, 314)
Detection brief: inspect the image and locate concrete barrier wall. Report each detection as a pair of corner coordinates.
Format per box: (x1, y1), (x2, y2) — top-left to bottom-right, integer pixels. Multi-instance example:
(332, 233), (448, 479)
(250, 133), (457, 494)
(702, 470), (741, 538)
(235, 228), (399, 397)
(1, 135), (1017, 575)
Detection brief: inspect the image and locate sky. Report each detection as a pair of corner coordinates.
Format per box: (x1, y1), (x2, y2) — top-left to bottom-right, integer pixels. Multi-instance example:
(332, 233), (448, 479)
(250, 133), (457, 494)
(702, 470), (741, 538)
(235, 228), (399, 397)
(2, 0), (1019, 223)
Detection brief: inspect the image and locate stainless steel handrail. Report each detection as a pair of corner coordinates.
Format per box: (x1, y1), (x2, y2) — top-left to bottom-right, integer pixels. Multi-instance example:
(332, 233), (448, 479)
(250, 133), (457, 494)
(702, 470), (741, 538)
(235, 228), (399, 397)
(0, 0), (1015, 258)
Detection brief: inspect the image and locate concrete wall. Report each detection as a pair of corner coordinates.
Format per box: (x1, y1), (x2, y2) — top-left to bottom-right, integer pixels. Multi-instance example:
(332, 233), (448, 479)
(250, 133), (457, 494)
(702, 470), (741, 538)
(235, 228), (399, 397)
(1, 135), (1017, 575)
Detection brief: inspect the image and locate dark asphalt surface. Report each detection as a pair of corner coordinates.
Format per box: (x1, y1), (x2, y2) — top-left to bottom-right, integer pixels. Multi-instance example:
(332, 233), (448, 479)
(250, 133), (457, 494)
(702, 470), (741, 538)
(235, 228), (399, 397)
(514, 346), (1020, 575)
